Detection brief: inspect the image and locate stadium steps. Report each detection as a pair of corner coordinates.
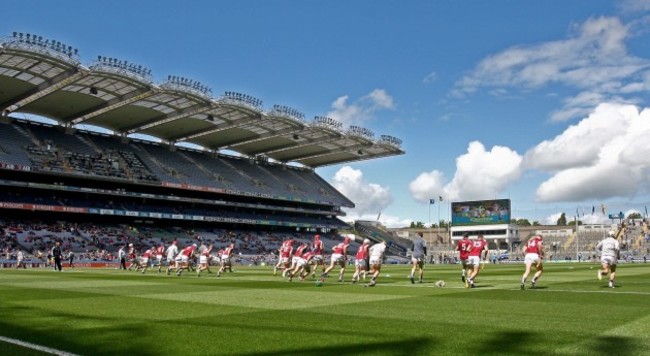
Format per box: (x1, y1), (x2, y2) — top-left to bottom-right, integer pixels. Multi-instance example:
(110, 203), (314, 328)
(563, 232), (576, 251)
(76, 135), (102, 154)
(178, 151), (233, 189)
(12, 124), (40, 146)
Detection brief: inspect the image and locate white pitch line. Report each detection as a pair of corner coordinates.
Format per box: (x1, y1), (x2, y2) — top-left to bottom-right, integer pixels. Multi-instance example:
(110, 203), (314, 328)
(0, 336), (81, 356)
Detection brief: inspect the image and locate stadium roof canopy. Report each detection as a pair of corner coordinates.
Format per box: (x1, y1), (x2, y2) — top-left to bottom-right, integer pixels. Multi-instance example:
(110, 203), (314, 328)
(0, 32), (404, 168)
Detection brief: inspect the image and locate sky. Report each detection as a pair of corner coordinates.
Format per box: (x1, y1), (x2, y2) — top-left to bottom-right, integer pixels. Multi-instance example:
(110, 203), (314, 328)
(4, 0), (650, 227)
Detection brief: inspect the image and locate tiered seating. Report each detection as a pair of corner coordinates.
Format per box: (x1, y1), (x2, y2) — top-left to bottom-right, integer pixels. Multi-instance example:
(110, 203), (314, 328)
(0, 123), (32, 166)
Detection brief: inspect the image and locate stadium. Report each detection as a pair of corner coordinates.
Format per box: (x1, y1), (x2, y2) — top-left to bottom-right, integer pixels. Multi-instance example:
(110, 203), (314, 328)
(1, 32), (650, 355)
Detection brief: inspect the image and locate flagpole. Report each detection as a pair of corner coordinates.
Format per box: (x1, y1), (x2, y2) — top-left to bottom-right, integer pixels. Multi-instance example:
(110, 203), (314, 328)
(575, 215), (579, 262)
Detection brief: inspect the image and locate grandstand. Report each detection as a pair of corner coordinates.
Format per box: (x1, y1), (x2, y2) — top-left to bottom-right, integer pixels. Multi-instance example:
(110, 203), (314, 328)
(0, 32), (403, 262)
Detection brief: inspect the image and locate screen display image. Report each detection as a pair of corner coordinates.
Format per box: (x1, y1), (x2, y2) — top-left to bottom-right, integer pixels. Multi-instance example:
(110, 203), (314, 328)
(451, 199), (511, 226)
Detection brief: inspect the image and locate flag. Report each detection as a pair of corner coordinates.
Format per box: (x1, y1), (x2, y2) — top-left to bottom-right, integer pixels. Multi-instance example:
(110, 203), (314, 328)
(439, 196), (443, 202)
(429, 199), (435, 205)
(592, 206), (595, 214)
(576, 208), (579, 218)
(601, 204), (606, 215)
(645, 206), (648, 217)
(376, 212), (381, 221)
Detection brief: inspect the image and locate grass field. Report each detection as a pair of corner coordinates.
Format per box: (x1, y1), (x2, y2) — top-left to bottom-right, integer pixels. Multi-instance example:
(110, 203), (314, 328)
(1, 263), (649, 355)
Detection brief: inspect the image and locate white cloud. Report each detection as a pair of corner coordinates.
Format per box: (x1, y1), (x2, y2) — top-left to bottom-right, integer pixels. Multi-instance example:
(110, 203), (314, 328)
(544, 212), (564, 225)
(532, 103), (650, 202)
(422, 71), (437, 84)
(408, 170), (446, 203)
(409, 141), (523, 203)
(330, 166), (393, 217)
(326, 89), (395, 128)
(452, 16), (650, 121)
(619, 0), (650, 13)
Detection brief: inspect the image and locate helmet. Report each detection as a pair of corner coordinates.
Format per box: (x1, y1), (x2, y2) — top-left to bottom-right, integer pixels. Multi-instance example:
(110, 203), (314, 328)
(129, 243), (133, 247)
(363, 238), (370, 245)
(608, 230), (616, 237)
(192, 243), (197, 247)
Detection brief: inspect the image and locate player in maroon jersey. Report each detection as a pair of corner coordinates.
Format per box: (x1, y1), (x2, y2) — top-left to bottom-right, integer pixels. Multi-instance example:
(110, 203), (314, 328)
(217, 243), (235, 277)
(289, 242), (309, 276)
(126, 243), (137, 270)
(154, 243), (165, 273)
(456, 234), (472, 286)
(520, 234), (544, 290)
(287, 251), (315, 282)
(310, 235), (326, 277)
(321, 236), (351, 282)
(176, 244), (197, 276)
(467, 234), (488, 288)
(134, 247), (154, 274)
(274, 239), (293, 277)
(351, 239), (370, 283)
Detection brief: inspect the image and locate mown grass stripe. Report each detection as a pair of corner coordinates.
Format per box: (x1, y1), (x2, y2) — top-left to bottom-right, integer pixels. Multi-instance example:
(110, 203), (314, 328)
(0, 336), (81, 356)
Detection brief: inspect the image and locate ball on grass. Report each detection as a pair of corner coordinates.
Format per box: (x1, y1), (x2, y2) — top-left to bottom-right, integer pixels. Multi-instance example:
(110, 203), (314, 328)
(315, 280), (323, 287)
(385, 274), (391, 278)
(435, 280), (446, 288)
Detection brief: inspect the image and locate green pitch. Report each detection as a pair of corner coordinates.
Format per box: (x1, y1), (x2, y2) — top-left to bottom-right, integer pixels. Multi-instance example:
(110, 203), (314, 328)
(1, 263), (649, 355)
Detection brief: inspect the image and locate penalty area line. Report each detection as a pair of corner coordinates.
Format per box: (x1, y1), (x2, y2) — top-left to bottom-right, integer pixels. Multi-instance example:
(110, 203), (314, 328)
(0, 336), (81, 356)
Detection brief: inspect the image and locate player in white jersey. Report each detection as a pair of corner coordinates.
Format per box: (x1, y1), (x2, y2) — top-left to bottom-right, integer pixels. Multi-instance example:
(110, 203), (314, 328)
(165, 241), (179, 275)
(367, 240), (387, 287)
(596, 231), (620, 288)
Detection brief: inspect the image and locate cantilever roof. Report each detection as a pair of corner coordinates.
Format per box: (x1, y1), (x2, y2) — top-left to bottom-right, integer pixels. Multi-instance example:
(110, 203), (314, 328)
(0, 33), (404, 168)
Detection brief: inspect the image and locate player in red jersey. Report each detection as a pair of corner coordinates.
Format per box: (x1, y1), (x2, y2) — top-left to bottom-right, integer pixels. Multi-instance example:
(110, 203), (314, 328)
(126, 243), (137, 270)
(467, 234), (488, 288)
(351, 239), (370, 283)
(274, 239), (293, 277)
(321, 236), (350, 282)
(288, 251), (315, 282)
(289, 242), (309, 275)
(154, 243), (165, 273)
(197, 244), (213, 277)
(217, 243), (235, 277)
(456, 234), (472, 286)
(310, 235), (326, 277)
(135, 247), (154, 274)
(520, 234), (544, 290)
(176, 244), (197, 276)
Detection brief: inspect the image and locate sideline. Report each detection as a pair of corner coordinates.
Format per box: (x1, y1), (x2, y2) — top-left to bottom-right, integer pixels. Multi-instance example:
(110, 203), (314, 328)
(0, 336), (81, 356)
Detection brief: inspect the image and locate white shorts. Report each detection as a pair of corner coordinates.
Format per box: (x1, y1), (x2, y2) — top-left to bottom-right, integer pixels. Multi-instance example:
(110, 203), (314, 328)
(312, 255), (324, 264)
(369, 257), (382, 266)
(167, 257), (176, 264)
(221, 256), (230, 264)
(331, 253), (345, 264)
(156, 255), (163, 262)
(280, 256), (290, 264)
(412, 257), (424, 265)
(140, 257), (149, 264)
(297, 258), (309, 268)
(199, 255), (208, 264)
(355, 259), (367, 268)
(524, 253), (541, 265)
(467, 256), (481, 266)
(292, 256), (300, 265)
(601, 255), (617, 266)
(179, 255), (189, 263)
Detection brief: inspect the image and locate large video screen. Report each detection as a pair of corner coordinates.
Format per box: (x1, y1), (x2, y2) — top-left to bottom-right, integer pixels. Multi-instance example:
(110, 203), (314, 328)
(451, 199), (511, 226)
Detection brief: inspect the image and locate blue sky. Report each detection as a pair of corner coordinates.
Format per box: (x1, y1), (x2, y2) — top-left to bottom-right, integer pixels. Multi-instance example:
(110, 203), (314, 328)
(4, 0), (650, 227)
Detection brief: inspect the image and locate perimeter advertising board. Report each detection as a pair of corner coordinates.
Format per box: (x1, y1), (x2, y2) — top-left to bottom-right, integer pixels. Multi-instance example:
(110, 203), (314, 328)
(451, 199), (511, 226)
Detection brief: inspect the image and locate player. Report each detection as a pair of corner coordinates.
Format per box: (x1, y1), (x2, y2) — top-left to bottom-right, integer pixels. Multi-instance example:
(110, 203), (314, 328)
(289, 242), (309, 276)
(287, 250), (315, 282)
(274, 239), (293, 277)
(136, 247), (154, 274)
(165, 241), (179, 275)
(321, 236), (351, 282)
(467, 234), (488, 288)
(520, 234), (544, 290)
(15, 250), (26, 269)
(126, 243), (137, 271)
(176, 244), (197, 276)
(217, 243), (235, 277)
(410, 232), (427, 284)
(197, 244), (213, 277)
(154, 243), (165, 273)
(367, 240), (387, 287)
(310, 234), (326, 277)
(351, 239), (370, 283)
(456, 234), (472, 286)
(596, 231), (620, 288)
(118, 245), (127, 270)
